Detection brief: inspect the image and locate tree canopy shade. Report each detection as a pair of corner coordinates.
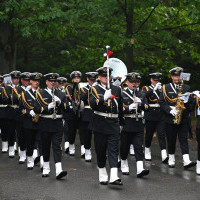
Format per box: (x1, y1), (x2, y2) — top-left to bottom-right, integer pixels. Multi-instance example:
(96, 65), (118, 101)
(0, 0), (200, 88)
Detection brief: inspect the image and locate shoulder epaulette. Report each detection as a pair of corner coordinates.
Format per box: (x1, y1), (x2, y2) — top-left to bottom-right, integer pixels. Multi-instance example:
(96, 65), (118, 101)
(2, 87), (9, 99)
(89, 86), (100, 106)
(65, 85), (72, 101)
(13, 87), (21, 100)
(163, 84), (177, 103)
(21, 92), (34, 110)
(142, 86), (149, 92)
(36, 91), (48, 107)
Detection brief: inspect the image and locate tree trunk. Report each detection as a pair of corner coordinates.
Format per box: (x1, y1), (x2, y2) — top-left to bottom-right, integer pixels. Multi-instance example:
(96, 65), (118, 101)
(0, 22), (15, 74)
(125, 3), (134, 72)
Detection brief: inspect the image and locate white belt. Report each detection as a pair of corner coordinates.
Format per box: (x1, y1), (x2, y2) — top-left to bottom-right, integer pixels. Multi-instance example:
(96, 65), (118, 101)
(0, 105), (7, 108)
(124, 114), (143, 118)
(84, 105), (90, 109)
(149, 104), (160, 108)
(170, 106), (175, 109)
(40, 114), (63, 119)
(94, 111), (118, 118)
(10, 105), (19, 109)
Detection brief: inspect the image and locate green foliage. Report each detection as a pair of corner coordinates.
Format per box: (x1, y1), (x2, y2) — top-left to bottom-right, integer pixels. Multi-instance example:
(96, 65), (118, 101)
(1, 0), (200, 88)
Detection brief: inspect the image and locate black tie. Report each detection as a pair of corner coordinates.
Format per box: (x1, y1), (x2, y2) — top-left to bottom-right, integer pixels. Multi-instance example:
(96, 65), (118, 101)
(175, 85), (179, 92)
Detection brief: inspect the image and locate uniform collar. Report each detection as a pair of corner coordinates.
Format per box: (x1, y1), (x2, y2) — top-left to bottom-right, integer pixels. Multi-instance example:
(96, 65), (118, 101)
(32, 88), (37, 93)
(100, 83), (106, 89)
(46, 87), (52, 93)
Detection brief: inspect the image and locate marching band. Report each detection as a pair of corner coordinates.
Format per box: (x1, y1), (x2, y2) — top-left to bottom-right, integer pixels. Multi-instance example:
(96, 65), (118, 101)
(0, 64), (200, 185)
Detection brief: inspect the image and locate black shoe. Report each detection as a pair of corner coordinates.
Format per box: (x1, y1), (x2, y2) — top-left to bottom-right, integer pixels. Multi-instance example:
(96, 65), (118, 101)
(2, 151), (7, 154)
(117, 161), (121, 169)
(65, 148), (69, 154)
(184, 161), (197, 169)
(42, 174), (49, 178)
(122, 172), (129, 175)
(19, 160), (25, 164)
(34, 156), (40, 165)
(40, 167), (43, 172)
(9, 156), (14, 158)
(100, 181), (108, 185)
(56, 171), (67, 179)
(27, 167), (33, 170)
(85, 159), (91, 162)
(137, 169), (149, 178)
(69, 153), (75, 156)
(109, 179), (123, 186)
(81, 154), (85, 158)
(145, 158), (152, 161)
(162, 157), (169, 164)
(169, 164), (175, 168)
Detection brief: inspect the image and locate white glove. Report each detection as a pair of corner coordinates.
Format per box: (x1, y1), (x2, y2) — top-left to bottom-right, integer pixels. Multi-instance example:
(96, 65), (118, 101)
(48, 102), (55, 110)
(180, 95), (189, 103)
(134, 97), (141, 103)
(193, 90), (200, 98)
(120, 126), (123, 133)
(104, 89), (112, 101)
(170, 109), (177, 116)
(30, 110), (35, 117)
(154, 82), (162, 91)
(129, 103), (137, 111)
(54, 96), (61, 105)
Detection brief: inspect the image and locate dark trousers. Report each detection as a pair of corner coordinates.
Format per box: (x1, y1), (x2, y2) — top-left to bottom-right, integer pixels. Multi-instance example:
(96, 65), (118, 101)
(196, 128), (200, 160)
(24, 128), (42, 157)
(4, 119), (16, 146)
(145, 120), (167, 150)
(94, 131), (119, 168)
(16, 119), (26, 151)
(120, 131), (144, 162)
(68, 119), (84, 145)
(63, 119), (69, 142)
(166, 123), (189, 155)
(79, 121), (92, 149)
(188, 114), (193, 139)
(0, 119), (7, 142)
(33, 132), (43, 156)
(40, 131), (62, 163)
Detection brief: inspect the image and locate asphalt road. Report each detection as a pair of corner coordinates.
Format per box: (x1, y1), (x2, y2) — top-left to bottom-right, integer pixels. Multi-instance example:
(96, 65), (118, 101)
(0, 137), (199, 200)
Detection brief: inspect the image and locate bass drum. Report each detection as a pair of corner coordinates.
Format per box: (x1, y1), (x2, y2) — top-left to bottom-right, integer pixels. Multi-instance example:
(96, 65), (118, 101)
(103, 58), (127, 82)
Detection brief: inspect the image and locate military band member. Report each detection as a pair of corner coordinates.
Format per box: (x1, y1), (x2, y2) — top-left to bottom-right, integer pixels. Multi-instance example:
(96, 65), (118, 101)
(65, 71), (84, 156)
(19, 73), (43, 169)
(80, 72), (98, 162)
(120, 72), (149, 177)
(193, 91), (200, 175)
(34, 73), (69, 179)
(0, 76), (7, 153)
(57, 77), (67, 93)
(56, 77), (70, 153)
(2, 71), (21, 158)
(159, 67), (196, 169)
(142, 72), (168, 163)
(89, 66), (123, 186)
(14, 72), (31, 163)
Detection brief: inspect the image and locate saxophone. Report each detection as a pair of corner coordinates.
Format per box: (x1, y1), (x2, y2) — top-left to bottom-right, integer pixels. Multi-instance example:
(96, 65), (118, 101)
(52, 86), (56, 119)
(32, 113), (40, 123)
(173, 80), (185, 125)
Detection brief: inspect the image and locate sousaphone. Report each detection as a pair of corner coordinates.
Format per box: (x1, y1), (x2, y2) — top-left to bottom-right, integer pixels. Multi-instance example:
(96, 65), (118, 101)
(103, 58), (128, 86)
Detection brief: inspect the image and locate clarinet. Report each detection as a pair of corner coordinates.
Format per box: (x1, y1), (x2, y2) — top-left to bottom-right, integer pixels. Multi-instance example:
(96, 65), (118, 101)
(133, 88), (139, 121)
(52, 86), (56, 119)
